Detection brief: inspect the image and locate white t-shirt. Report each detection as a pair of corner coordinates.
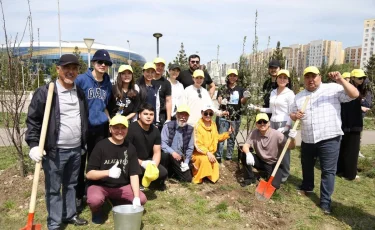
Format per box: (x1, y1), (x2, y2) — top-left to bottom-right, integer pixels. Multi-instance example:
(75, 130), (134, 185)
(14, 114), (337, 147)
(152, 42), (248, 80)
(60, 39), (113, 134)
(170, 80), (185, 117)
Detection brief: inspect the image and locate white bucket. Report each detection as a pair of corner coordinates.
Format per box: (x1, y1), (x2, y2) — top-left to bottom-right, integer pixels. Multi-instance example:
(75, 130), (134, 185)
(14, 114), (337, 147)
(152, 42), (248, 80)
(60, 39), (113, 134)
(113, 205), (144, 230)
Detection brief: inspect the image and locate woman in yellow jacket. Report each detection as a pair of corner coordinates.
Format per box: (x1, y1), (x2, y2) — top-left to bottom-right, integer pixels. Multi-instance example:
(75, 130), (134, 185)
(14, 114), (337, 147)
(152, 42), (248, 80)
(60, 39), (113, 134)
(192, 104), (233, 184)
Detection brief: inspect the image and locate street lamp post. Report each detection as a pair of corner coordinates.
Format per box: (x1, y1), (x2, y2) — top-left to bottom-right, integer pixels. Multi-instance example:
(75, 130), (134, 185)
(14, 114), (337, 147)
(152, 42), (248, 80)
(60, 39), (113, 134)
(153, 33), (163, 57)
(83, 38), (95, 68)
(57, 0), (62, 57)
(127, 40), (132, 65)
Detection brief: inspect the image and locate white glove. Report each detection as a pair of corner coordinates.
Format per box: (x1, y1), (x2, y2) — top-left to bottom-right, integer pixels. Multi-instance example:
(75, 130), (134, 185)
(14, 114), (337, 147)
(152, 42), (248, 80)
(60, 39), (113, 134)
(108, 161), (121, 178)
(29, 146), (45, 162)
(277, 126), (290, 134)
(132, 197), (141, 209)
(288, 129), (297, 139)
(164, 120), (171, 124)
(246, 152), (255, 166)
(243, 90), (250, 98)
(248, 104), (258, 110)
(180, 162), (190, 172)
(221, 98), (228, 105)
(141, 160), (156, 169)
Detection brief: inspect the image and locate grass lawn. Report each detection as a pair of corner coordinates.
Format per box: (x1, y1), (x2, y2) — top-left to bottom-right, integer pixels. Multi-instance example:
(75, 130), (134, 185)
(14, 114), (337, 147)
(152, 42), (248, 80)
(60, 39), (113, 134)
(0, 145), (374, 229)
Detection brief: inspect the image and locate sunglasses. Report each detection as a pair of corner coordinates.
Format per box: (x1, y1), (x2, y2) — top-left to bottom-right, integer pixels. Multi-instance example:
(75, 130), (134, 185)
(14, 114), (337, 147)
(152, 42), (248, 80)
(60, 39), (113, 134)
(204, 111), (214, 117)
(97, 60), (111, 66)
(197, 89), (202, 98)
(190, 60), (200, 64)
(256, 119), (268, 125)
(357, 77), (366, 80)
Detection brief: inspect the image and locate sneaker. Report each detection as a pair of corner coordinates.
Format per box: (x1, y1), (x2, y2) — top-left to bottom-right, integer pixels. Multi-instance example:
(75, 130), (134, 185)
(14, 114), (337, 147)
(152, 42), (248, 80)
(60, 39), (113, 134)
(240, 178), (257, 187)
(217, 158), (222, 164)
(320, 205), (332, 215)
(225, 157), (232, 161)
(296, 185), (313, 193)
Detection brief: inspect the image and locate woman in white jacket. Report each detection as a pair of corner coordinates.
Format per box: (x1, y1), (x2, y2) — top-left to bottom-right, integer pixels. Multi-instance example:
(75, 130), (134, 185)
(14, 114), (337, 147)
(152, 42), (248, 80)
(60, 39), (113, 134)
(249, 69), (295, 182)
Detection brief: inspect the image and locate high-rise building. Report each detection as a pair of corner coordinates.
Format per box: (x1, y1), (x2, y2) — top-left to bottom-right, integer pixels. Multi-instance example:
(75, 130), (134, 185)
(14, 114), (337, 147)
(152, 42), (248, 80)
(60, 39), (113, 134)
(344, 46), (362, 67)
(360, 18), (375, 68)
(283, 44), (309, 76)
(308, 40), (343, 67)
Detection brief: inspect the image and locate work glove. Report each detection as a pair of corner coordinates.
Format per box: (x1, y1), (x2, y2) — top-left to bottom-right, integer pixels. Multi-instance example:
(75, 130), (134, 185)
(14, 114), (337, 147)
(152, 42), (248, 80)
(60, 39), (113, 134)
(221, 98), (228, 105)
(248, 104), (259, 110)
(108, 161), (121, 178)
(141, 160), (156, 169)
(243, 90), (250, 98)
(132, 197), (141, 209)
(180, 162), (190, 172)
(288, 129), (297, 139)
(164, 120), (171, 125)
(29, 146), (45, 162)
(246, 152), (255, 166)
(277, 126), (290, 134)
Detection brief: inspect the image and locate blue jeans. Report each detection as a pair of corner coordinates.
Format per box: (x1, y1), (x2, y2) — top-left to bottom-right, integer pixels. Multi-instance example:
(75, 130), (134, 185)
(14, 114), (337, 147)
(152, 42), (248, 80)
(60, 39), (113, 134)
(216, 117), (241, 160)
(42, 147), (81, 230)
(300, 136), (341, 208)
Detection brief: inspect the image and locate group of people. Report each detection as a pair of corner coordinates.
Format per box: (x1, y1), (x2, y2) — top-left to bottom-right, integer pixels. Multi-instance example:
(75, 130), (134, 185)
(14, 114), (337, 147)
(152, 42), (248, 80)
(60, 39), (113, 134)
(25, 48), (372, 229)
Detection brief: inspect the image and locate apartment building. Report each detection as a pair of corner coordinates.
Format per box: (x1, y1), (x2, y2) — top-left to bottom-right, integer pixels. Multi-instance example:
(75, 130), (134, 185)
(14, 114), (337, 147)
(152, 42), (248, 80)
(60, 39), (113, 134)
(360, 18), (375, 68)
(308, 40), (343, 67)
(344, 46), (362, 67)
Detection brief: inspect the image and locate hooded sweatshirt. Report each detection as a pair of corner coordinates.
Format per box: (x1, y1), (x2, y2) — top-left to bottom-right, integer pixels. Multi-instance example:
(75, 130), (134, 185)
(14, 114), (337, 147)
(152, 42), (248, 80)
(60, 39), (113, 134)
(75, 68), (112, 128)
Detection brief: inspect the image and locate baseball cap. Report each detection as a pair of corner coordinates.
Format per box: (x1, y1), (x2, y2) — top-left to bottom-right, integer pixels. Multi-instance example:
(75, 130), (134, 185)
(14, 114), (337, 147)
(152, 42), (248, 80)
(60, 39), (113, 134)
(255, 113), (269, 122)
(142, 164), (159, 187)
(193, 70), (204, 78)
(143, 62), (156, 71)
(269, 60), (281, 68)
(342, 72), (350, 78)
(277, 69), (290, 78)
(58, 54), (80, 66)
(153, 57), (166, 65)
(303, 66), (320, 76)
(109, 115), (129, 127)
(201, 104), (214, 112)
(227, 69), (238, 76)
(177, 104), (190, 115)
(91, 49), (113, 66)
(118, 65), (133, 73)
(350, 69), (366, 78)
(169, 64), (181, 71)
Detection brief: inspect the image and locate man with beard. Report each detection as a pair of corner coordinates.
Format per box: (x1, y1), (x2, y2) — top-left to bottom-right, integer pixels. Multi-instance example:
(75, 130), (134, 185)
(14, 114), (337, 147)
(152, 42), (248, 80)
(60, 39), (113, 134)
(161, 105), (194, 182)
(177, 54), (216, 98)
(262, 60), (281, 117)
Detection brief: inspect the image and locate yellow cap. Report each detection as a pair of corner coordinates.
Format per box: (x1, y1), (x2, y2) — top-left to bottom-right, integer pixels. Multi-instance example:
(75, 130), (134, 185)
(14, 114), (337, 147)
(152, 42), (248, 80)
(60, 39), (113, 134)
(109, 115), (129, 127)
(143, 62), (156, 71)
(350, 69), (366, 78)
(153, 57), (166, 65)
(255, 113), (269, 122)
(142, 164), (159, 187)
(342, 72), (350, 78)
(277, 69), (290, 78)
(193, 70), (204, 78)
(227, 69), (238, 76)
(303, 66), (320, 76)
(118, 65), (133, 73)
(176, 104), (190, 115)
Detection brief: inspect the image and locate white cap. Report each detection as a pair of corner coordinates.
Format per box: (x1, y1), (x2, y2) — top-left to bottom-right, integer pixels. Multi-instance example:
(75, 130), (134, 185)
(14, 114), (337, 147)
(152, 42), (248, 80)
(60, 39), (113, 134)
(201, 104), (214, 112)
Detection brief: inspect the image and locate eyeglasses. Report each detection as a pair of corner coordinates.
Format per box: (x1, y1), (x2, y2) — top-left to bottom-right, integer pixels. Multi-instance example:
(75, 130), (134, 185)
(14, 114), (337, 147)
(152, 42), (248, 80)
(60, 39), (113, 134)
(190, 60), (200, 64)
(97, 60), (111, 66)
(204, 111), (214, 117)
(197, 89), (202, 98)
(358, 77), (366, 80)
(256, 119), (268, 125)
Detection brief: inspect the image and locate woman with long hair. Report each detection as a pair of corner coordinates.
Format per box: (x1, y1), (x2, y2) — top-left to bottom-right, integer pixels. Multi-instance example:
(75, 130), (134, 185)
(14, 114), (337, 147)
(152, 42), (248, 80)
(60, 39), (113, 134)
(338, 69), (372, 180)
(107, 65), (140, 121)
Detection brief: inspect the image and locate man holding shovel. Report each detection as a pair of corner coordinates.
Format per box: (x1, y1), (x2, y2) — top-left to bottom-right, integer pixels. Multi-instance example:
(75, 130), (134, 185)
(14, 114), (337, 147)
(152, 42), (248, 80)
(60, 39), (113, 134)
(240, 113), (296, 187)
(290, 67), (359, 214)
(26, 54), (89, 229)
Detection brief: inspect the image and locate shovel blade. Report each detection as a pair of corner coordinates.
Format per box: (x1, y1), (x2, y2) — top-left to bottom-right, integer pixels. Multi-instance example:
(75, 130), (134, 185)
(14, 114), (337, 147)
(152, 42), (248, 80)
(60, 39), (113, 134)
(255, 178), (276, 201)
(20, 224), (42, 230)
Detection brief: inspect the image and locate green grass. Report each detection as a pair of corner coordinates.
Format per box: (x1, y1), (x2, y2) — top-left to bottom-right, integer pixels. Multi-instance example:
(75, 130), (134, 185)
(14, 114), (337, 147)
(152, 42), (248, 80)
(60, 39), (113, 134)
(363, 117), (375, 130)
(0, 146), (18, 170)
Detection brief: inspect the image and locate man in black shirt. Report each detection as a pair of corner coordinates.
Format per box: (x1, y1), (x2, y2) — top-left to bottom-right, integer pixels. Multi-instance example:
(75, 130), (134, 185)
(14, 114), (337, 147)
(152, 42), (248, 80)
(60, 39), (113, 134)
(262, 59), (281, 109)
(86, 115), (146, 224)
(127, 103), (168, 190)
(152, 57), (172, 129)
(177, 54), (216, 98)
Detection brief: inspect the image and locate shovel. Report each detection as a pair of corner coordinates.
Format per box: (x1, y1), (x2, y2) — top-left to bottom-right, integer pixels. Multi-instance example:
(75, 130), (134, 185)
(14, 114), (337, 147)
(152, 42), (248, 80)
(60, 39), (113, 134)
(255, 96), (310, 202)
(21, 83), (55, 230)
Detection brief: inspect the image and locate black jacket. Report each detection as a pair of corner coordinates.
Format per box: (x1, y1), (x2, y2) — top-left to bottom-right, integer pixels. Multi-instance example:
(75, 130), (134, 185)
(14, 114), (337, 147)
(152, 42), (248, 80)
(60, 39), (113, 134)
(25, 82), (89, 158)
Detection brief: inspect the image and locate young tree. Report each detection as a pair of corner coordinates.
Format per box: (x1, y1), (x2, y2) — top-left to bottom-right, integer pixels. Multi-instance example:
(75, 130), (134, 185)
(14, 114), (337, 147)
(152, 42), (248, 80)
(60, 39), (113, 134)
(170, 42), (189, 71)
(48, 63), (58, 82)
(271, 41), (285, 67)
(131, 62), (143, 82)
(365, 54), (375, 82)
(73, 46), (88, 73)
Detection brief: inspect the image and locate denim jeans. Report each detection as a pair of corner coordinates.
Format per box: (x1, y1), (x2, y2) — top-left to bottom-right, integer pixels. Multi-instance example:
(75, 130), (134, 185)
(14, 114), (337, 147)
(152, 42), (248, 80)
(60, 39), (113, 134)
(216, 117), (241, 160)
(42, 147), (81, 230)
(300, 136), (341, 208)
(270, 121), (290, 182)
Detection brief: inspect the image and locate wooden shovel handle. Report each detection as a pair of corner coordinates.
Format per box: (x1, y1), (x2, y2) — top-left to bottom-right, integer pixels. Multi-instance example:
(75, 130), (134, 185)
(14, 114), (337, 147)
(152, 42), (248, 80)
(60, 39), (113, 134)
(270, 96), (310, 178)
(28, 83), (55, 214)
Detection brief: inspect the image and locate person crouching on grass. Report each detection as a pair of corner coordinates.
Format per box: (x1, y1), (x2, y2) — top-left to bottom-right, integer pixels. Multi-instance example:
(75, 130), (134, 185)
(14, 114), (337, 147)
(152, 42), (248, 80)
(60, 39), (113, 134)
(86, 115), (147, 224)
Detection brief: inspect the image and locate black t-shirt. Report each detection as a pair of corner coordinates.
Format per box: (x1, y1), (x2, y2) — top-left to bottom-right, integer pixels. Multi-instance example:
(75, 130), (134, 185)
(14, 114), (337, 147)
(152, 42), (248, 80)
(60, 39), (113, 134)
(126, 121), (161, 160)
(217, 85), (244, 121)
(177, 69), (213, 89)
(107, 85), (140, 118)
(262, 78), (277, 108)
(86, 138), (141, 188)
(152, 77), (171, 114)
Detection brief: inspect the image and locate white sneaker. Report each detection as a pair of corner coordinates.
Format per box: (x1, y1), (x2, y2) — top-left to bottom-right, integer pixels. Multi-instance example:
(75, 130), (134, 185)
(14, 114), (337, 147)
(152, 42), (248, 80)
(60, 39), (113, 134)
(358, 152), (365, 158)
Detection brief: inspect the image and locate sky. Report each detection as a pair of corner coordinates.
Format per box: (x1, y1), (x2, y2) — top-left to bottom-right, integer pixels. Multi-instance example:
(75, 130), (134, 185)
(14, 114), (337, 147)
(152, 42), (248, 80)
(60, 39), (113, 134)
(1, 0), (374, 65)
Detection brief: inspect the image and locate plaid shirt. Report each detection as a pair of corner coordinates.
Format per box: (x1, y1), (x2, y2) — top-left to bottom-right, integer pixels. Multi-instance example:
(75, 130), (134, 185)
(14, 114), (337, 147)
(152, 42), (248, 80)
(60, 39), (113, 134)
(291, 83), (355, 144)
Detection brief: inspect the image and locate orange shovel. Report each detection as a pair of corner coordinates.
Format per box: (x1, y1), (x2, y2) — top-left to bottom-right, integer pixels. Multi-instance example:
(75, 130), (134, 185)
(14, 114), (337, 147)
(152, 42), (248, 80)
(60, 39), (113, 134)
(255, 96), (310, 202)
(21, 83), (55, 230)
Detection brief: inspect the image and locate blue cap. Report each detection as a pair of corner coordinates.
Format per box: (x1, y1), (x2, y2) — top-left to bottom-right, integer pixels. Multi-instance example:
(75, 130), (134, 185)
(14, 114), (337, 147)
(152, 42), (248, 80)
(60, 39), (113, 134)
(92, 49), (113, 66)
